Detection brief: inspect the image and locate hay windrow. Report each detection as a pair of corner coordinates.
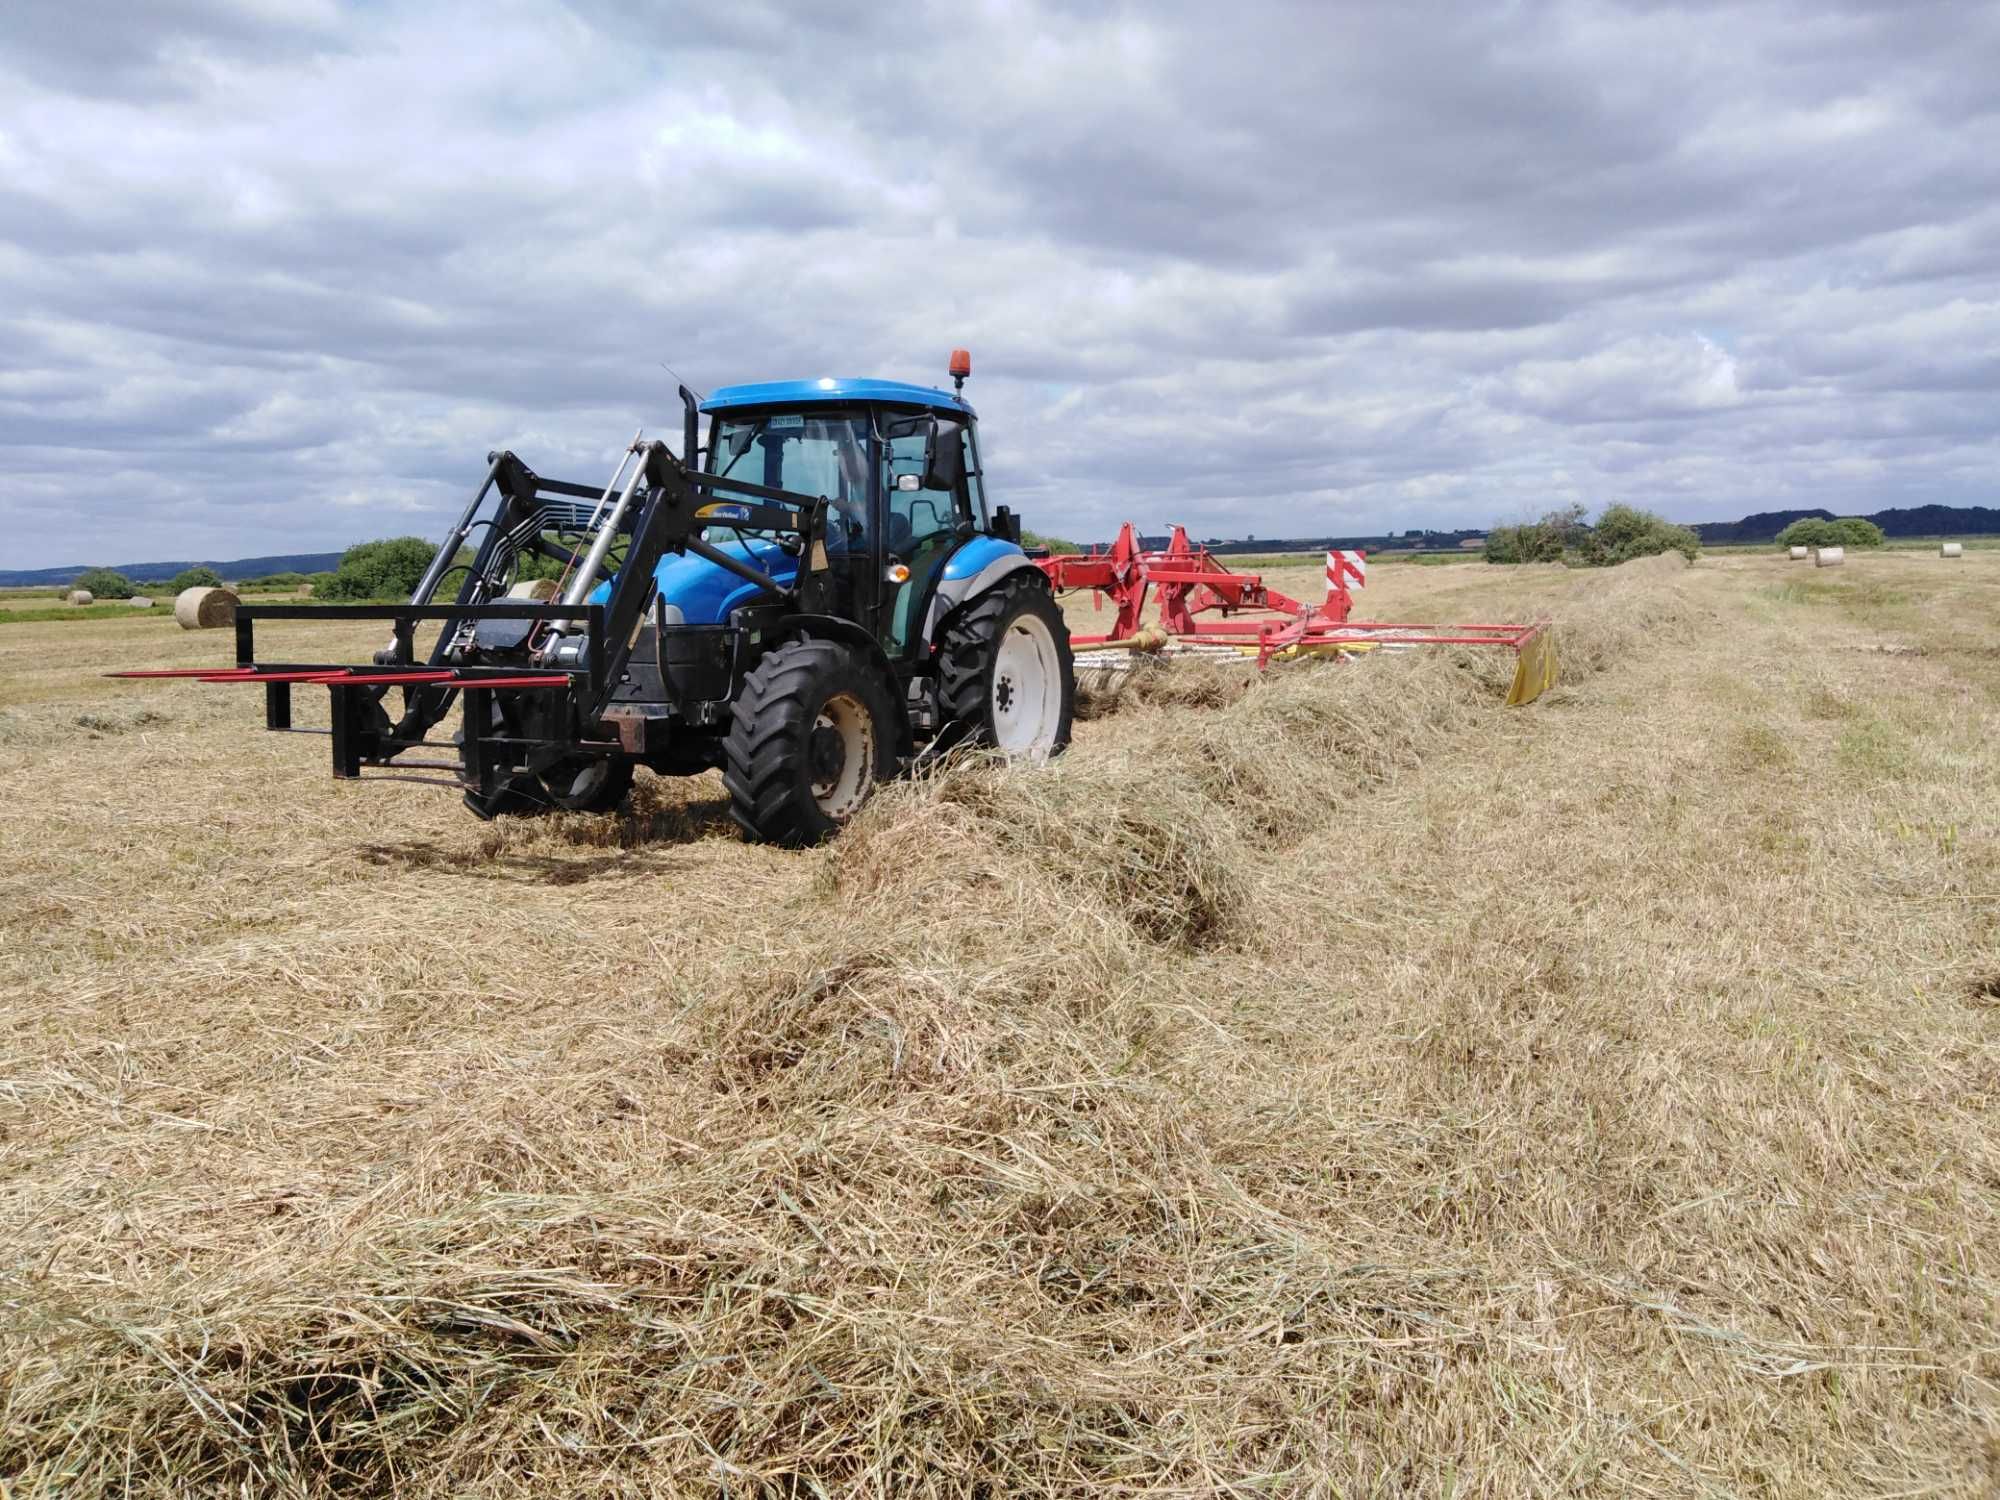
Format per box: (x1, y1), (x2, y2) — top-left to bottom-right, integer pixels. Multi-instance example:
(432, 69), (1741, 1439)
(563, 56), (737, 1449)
(1074, 655), (1256, 719)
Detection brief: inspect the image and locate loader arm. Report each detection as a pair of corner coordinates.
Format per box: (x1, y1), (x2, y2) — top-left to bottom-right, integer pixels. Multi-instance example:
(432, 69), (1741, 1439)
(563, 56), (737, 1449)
(576, 440), (835, 711)
(113, 441), (844, 789)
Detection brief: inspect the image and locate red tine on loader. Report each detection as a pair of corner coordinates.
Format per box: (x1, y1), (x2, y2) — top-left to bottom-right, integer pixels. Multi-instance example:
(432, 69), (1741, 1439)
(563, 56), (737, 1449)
(107, 667), (564, 687)
(1035, 524), (1558, 705)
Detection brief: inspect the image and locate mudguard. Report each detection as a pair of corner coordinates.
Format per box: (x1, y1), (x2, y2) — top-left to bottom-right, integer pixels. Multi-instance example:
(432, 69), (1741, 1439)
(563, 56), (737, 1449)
(921, 536), (1039, 645)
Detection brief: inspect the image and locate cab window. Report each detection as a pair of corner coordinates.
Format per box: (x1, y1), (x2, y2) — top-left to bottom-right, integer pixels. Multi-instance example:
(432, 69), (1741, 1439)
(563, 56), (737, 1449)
(712, 412), (871, 550)
(882, 417), (959, 556)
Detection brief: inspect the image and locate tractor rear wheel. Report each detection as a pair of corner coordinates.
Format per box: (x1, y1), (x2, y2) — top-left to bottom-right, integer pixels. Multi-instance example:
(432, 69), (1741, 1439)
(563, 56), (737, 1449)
(723, 639), (897, 846)
(935, 574), (1074, 759)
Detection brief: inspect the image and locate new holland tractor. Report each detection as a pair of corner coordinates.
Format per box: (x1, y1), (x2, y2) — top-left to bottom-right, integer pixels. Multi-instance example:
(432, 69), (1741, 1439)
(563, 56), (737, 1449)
(122, 353), (1075, 845)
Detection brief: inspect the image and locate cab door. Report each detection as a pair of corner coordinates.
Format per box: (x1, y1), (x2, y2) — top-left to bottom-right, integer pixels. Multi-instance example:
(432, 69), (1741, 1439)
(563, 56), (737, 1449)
(879, 412), (970, 658)
(714, 409), (879, 625)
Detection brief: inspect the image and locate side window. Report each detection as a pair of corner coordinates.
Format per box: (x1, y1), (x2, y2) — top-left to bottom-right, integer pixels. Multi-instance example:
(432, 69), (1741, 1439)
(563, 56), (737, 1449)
(963, 427), (987, 529)
(882, 417), (956, 558)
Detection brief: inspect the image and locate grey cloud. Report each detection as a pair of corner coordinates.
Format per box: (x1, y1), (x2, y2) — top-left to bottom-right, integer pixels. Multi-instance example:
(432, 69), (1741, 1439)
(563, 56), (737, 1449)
(0, 0), (345, 98)
(1, 0), (1997, 568)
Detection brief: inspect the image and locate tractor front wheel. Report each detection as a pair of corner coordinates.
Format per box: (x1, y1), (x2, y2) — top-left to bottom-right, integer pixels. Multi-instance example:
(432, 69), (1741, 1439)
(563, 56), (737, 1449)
(723, 639), (897, 846)
(454, 713), (634, 817)
(935, 574), (1075, 759)
(538, 756), (634, 813)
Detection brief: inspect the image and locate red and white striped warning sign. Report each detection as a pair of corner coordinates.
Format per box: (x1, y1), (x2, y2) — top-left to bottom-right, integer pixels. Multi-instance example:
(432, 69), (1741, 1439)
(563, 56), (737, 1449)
(1325, 549), (1367, 595)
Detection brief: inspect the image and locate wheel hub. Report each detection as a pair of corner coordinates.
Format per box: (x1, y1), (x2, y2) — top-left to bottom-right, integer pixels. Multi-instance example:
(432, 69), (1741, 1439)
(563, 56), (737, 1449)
(808, 722), (846, 790)
(994, 674), (1016, 713)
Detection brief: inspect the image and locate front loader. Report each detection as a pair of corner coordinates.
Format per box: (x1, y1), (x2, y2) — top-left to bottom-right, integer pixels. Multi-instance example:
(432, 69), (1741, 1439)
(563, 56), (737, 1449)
(116, 354), (1076, 845)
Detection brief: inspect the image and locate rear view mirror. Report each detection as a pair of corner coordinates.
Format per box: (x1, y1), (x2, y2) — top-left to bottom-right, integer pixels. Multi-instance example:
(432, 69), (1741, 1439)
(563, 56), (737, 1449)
(922, 417), (965, 492)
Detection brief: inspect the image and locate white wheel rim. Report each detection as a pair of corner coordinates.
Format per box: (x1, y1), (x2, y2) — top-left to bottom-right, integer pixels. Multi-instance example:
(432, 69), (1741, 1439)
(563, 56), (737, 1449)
(562, 762), (608, 800)
(809, 691), (875, 819)
(991, 613), (1062, 758)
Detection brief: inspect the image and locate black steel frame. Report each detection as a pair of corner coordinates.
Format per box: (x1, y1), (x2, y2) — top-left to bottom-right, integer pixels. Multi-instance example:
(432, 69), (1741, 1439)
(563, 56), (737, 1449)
(224, 439), (841, 792)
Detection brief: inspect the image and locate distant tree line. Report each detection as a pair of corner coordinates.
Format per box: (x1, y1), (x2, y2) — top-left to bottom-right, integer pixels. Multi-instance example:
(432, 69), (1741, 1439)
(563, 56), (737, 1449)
(64, 563), (298, 598)
(1695, 503), (2000, 544)
(314, 536), (578, 600)
(1484, 504), (1699, 567)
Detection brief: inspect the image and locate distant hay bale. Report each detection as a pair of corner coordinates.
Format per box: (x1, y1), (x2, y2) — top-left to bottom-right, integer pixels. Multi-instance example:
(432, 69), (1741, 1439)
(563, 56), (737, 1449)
(1941, 542), (1963, 559)
(66, 589), (94, 606)
(1789, 546), (1809, 560)
(127, 596), (153, 609)
(297, 582), (314, 596)
(1814, 547), (1846, 568)
(174, 586), (239, 630)
(505, 578), (559, 601)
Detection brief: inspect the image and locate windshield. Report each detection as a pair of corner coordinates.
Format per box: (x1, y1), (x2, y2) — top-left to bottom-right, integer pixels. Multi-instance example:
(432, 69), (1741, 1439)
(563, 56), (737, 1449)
(710, 410), (871, 548)
(713, 412), (866, 496)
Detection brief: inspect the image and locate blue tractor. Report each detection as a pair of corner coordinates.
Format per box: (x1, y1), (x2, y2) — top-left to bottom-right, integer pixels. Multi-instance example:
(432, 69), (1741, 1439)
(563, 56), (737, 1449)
(164, 353), (1076, 845)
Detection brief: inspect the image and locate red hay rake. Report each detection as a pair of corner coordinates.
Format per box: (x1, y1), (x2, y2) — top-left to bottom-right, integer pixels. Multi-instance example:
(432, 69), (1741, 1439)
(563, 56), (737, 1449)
(1036, 524), (1557, 705)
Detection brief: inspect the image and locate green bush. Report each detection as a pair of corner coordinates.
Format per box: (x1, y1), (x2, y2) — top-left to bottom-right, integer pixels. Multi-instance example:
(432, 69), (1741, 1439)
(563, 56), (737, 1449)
(511, 548), (568, 583)
(1485, 504), (1586, 565)
(1579, 504), (1700, 566)
(1776, 517), (1885, 550)
(237, 571), (309, 590)
(168, 565), (223, 593)
(1020, 528), (1083, 555)
(315, 538), (439, 602)
(1775, 518), (1841, 549)
(1487, 504), (1696, 567)
(70, 568), (135, 599)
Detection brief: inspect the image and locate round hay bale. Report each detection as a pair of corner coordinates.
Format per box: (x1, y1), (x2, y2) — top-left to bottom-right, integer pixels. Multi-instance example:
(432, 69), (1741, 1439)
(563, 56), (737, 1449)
(1941, 542), (1964, 559)
(1788, 545), (1809, 560)
(505, 577), (559, 601)
(67, 589), (94, 606)
(127, 595), (154, 609)
(1814, 546), (1846, 568)
(175, 585), (240, 630)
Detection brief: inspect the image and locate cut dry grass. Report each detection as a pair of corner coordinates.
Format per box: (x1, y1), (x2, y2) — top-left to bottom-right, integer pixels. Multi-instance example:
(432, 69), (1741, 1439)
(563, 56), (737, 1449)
(0, 554), (1995, 1495)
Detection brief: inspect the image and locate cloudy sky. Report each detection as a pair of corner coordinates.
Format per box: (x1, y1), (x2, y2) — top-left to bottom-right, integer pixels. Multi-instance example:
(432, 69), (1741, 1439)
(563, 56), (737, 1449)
(2, 0), (1996, 568)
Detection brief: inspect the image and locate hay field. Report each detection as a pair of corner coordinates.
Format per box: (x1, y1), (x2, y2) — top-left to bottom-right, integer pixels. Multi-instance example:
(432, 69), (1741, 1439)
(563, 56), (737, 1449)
(1, 554), (1995, 1496)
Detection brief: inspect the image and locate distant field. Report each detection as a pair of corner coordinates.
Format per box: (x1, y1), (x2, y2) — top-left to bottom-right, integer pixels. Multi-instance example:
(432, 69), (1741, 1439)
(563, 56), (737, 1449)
(0, 591), (308, 624)
(2, 553), (1996, 1495)
(0, 598), (176, 623)
(1172, 548), (1481, 569)
(1703, 534), (2000, 554)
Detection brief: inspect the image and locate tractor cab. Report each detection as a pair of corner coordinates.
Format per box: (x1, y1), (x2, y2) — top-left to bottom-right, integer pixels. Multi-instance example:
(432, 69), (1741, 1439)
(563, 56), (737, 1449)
(687, 375), (1024, 662)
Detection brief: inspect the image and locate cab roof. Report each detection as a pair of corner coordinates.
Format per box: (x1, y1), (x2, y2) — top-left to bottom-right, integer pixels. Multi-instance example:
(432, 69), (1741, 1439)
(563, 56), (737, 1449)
(701, 378), (974, 419)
